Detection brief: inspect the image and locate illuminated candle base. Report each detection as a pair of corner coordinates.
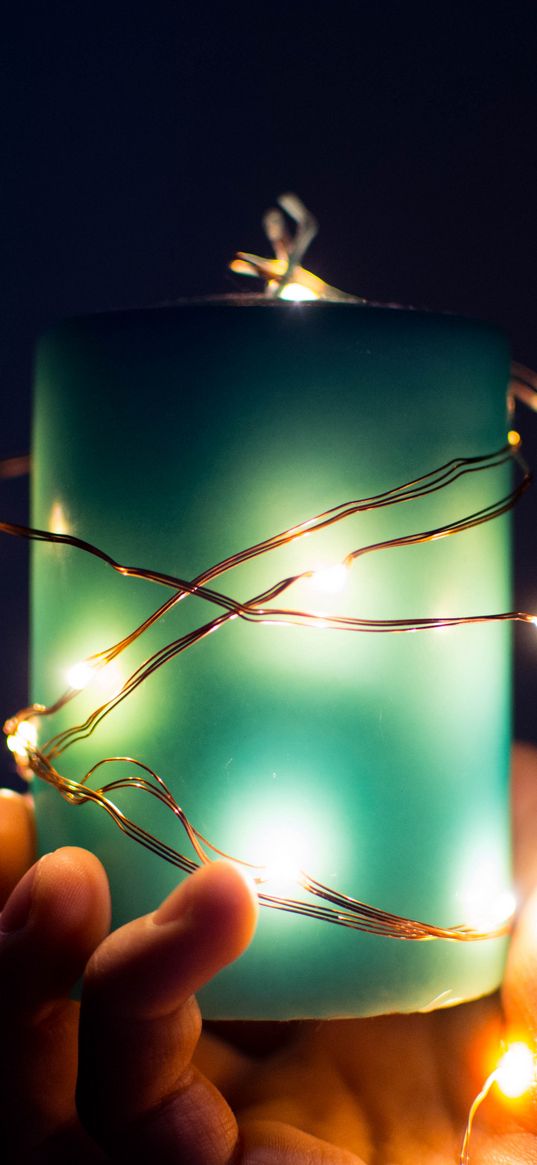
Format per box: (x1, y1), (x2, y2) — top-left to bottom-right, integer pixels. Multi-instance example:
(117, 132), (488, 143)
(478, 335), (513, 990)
(31, 301), (512, 1018)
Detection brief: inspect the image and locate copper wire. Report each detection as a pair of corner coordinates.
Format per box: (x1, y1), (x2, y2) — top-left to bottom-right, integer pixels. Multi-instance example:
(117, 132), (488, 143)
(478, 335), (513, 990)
(3, 417), (534, 942)
(24, 746), (512, 942)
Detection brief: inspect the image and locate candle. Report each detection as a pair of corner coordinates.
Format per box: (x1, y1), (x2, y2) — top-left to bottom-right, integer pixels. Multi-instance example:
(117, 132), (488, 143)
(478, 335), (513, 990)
(30, 299), (512, 1018)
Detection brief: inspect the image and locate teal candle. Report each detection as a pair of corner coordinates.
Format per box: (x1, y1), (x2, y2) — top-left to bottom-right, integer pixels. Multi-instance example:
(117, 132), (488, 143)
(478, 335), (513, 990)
(31, 301), (512, 1018)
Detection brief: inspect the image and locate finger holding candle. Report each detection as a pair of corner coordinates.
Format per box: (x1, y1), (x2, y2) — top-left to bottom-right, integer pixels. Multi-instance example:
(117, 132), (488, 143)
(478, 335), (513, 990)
(77, 860), (258, 1163)
(238, 1121), (365, 1163)
(77, 860), (362, 1163)
(0, 789), (35, 906)
(0, 847), (110, 1153)
(0, 846), (110, 1008)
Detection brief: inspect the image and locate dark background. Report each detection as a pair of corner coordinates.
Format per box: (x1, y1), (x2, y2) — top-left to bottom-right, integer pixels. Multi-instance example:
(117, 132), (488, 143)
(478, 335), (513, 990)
(1, 2), (537, 787)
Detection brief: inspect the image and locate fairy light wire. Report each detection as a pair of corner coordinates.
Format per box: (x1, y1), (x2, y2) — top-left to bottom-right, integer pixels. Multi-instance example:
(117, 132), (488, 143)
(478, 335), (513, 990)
(3, 440), (531, 764)
(460, 1041), (537, 1163)
(18, 746), (514, 942)
(460, 1070), (496, 1164)
(2, 394), (536, 942)
(2, 177), (537, 942)
(5, 196), (537, 1148)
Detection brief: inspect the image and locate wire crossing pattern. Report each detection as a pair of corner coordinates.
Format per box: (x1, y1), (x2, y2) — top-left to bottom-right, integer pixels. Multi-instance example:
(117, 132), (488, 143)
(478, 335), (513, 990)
(2, 362), (537, 942)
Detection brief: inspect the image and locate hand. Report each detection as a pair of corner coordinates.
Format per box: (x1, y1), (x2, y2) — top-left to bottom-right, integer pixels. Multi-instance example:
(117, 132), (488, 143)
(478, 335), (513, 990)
(2, 746), (537, 1164)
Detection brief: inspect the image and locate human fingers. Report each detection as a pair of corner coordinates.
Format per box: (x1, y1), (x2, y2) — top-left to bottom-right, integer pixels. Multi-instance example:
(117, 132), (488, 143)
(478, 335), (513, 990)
(511, 742), (537, 898)
(0, 846), (111, 1154)
(240, 1119), (364, 1163)
(77, 860), (258, 1164)
(0, 789), (35, 906)
(500, 885), (537, 1135)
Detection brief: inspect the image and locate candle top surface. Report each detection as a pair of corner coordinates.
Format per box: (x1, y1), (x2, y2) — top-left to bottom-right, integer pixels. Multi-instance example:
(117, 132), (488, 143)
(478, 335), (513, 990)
(40, 296), (507, 353)
(54, 293), (495, 314)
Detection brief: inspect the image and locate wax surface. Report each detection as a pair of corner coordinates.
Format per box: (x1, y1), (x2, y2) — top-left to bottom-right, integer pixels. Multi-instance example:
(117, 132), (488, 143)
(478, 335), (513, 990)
(32, 302), (512, 1018)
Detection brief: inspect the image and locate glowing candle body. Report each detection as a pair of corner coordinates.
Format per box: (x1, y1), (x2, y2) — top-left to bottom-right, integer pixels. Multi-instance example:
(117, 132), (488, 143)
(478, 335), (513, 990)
(32, 302), (512, 1018)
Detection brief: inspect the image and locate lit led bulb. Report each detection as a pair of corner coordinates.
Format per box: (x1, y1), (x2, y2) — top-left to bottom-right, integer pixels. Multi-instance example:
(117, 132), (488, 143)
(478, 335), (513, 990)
(6, 720), (37, 761)
(470, 887), (517, 932)
(67, 659), (96, 690)
(507, 429), (522, 447)
(277, 282), (319, 302)
(309, 562), (349, 594)
(48, 500), (71, 535)
(66, 657), (123, 699)
(461, 860), (516, 932)
(460, 1039), (537, 1162)
(257, 825), (308, 895)
(495, 1042), (535, 1099)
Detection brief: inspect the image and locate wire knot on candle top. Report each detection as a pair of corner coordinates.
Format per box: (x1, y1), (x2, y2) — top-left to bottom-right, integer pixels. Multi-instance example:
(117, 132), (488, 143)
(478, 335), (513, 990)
(230, 192), (362, 302)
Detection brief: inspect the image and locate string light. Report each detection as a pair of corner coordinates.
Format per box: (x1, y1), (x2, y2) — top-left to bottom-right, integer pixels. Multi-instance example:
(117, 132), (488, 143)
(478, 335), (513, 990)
(48, 500), (71, 536)
(463, 887), (517, 934)
(5, 719), (37, 761)
(460, 1040), (536, 1162)
(495, 1041), (535, 1098)
(2, 427), (536, 941)
(67, 660), (96, 691)
(460, 859), (518, 933)
(308, 561), (349, 594)
(2, 194), (537, 945)
(276, 281), (319, 302)
(1, 197), (536, 1159)
(253, 824), (309, 895)
(66, 657), (123, 699)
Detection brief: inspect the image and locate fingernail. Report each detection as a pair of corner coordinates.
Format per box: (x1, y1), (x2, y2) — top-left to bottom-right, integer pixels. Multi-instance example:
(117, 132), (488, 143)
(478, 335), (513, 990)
(0, 854), (49, 935)
(153, 861), (257, 929)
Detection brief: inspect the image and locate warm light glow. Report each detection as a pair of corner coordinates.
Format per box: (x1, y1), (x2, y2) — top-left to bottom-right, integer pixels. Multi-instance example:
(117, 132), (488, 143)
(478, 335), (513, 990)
(288, 517), (316, 536)
(495, 1042), (535, 1099)
(6, 720), (37, 760)
(66, 657), (123, 700)
(460, 860), (516, 931)
(460, 1040), (537, 1163)
(48, 500), (71, 535)
(309, 562), (349, 594)
(95, 659), (124, 699)
(255, 824), (310, 894)
(278, 281), (319, 302)
(508, 429), (522, 447)
(67, 660), (96, 690)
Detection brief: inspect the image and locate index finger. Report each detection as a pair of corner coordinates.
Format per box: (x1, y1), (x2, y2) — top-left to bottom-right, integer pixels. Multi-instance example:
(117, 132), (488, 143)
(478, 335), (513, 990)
(0, 790), (35, 906)
(77, 860), (258, 1163)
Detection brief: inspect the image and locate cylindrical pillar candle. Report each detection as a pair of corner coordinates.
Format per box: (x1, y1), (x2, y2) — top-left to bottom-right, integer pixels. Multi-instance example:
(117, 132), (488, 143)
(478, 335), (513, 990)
(31, 301), (512, 1018)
